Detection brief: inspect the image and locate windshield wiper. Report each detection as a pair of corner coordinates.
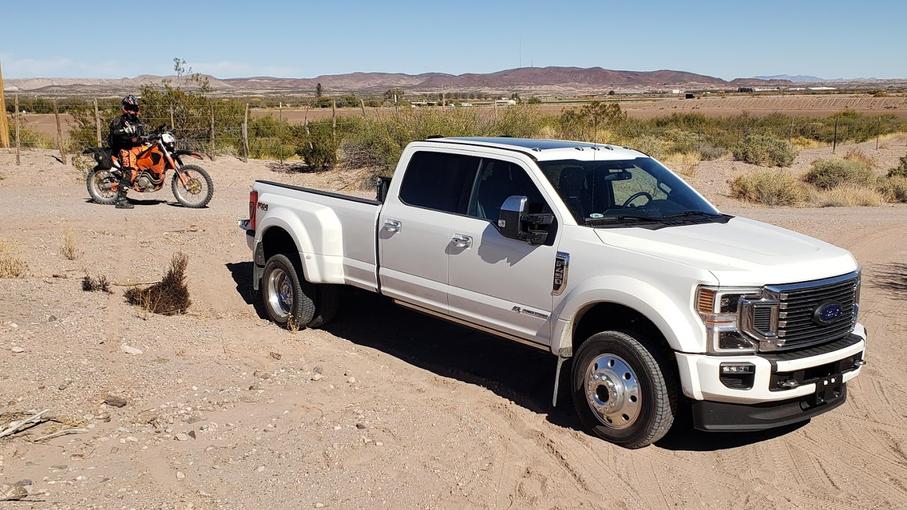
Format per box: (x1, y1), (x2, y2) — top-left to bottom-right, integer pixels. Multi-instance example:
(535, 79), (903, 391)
(584, 214), (664, 226)
(661, 211), (719, 219)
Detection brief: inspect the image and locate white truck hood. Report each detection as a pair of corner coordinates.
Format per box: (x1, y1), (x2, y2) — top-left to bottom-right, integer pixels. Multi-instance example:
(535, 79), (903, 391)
(595, 217), (858, 286)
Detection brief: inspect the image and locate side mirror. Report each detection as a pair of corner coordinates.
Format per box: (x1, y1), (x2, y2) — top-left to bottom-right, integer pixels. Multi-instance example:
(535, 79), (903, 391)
(497, 195), (553, 245)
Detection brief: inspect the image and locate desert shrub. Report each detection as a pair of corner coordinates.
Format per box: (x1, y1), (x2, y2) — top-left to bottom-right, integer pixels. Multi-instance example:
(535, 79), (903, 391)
(0, 241), (28, 278)
(491, 105), (546, 138)
(125, 253), (191, 315)
(888, 156), (907, 178)
(803, 159), (874, 190)
(7, 122), (54, 148)
(879, 176), (907, 203)
(298, 121), (340, 169)
(816, 184), (884, 207)
(627, 135), (671, 159)
(790, 136), (822, 150)
(660, 152), (701, 178)
(698, 144), (727, 161)
(732, 133), (796, 167)
(558, 101), (626, 140)
(82, 274), (111, 293)
(730, 171), (807, 206)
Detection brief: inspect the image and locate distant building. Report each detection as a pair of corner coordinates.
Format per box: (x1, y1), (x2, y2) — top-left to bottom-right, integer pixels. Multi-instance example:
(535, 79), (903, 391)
(737, 87), (755, 93)
(494, 99), (517, 107)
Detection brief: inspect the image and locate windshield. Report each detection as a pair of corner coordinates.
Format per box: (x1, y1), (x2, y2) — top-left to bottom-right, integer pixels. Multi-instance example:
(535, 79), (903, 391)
(538, 157), (721, 226)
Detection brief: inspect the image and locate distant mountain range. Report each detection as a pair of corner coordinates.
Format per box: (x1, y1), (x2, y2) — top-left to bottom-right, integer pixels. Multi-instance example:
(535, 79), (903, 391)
(5, 66), (797, 95)
(753, 74), (827, 83)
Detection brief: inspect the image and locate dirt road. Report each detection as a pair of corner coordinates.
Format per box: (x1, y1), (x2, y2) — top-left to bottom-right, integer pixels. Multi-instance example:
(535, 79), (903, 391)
(1, 148), (905, 509)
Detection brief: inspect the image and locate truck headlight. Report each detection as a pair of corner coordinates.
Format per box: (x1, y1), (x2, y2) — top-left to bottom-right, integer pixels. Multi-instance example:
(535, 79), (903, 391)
(696, 286), (761, 354)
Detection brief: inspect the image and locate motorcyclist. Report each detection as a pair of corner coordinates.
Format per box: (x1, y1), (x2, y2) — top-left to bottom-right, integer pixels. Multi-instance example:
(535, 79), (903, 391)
(108, 95), (145, 209)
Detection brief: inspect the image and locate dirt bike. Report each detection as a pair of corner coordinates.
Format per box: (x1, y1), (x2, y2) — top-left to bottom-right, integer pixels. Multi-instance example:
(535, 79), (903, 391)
(84, 127), (214, 208)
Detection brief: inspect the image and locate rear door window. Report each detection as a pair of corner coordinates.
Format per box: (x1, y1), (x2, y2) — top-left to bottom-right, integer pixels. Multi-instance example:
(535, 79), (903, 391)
(399, 151), (480, 214)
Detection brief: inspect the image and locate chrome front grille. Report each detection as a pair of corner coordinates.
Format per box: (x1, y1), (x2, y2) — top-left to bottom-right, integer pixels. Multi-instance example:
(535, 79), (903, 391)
(740, 271), (860, 352)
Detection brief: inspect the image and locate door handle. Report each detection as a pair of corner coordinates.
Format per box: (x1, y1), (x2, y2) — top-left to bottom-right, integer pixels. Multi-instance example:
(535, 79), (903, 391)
(383, 219), (402, 233)
(451, 233), (473, 248)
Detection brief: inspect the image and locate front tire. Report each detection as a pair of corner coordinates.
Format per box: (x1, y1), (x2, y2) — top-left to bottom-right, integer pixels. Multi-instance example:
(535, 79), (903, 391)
(86, 169), (119, 205)
(172, 165), (214, 208)
(571, 331), (678, 449)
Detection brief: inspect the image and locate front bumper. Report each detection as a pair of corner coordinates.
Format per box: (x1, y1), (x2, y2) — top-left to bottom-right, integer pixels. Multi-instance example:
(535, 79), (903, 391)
(676, 324), (865, 403)
(691, 385), (847, 431)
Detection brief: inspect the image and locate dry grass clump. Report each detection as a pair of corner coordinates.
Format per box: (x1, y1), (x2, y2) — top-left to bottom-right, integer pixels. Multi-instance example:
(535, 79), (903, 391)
(816, 184), (884, 207)
(124, 253), (191, 315)
(730, 171), (808, 206)
(878, 176), (907, 203)
(843, 148), (876, 169)
(0, 241), (28, 278)
(790, 136), (822, 150)
(661, 152), (701, 177)
(82, 274), (111, 293)
(732, 133), (796, 167)
(803, 159), (874, 190)
(61, 230), (79, 261)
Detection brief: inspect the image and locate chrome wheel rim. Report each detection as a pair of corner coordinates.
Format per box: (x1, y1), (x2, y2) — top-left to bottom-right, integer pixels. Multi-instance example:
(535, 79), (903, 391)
(267, 268), (293, 320)
(584, 354), (641, 429)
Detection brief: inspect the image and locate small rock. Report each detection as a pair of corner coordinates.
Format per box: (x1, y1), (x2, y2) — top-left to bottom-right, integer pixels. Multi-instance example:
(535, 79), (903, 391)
(10, 346), (24, 354)
(355, 423), (367, 430)
(269, 351), (282, 360)
(347, 377), (356, 384)
(120, 344), (143, 355)
(104, 395), (128, 408)
(48, 315), (58, 322)
(256, 465), (265, 473)
(248, 384), (261, 391)
(375, 441), (384, 446)
(188, 430), (197, 439)
(176, 471), (185, 480)
(58, 379), (72, 391)
(314, 503), (325, 509)
(0, 481), (29, 501)
(253, 370), (271, 380)
(310, 374), (323, 382)
(175, 433), (191, 441)
(313, 366), (323, 374)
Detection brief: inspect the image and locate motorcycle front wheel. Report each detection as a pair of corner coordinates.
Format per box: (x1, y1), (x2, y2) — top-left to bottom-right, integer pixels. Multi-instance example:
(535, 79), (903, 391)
(86, 169), (119, 205)
(172, 165), (214, 208)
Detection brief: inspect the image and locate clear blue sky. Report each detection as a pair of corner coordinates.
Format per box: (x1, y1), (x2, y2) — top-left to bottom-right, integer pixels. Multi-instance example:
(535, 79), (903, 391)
(2, 0), (905, 79)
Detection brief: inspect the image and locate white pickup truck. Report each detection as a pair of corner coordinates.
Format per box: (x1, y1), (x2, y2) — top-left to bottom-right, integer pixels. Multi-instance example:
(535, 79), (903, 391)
(240, 137), (866, 448)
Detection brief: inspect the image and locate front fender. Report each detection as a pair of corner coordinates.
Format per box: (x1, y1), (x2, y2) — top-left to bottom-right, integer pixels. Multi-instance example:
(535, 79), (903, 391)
(255, 199), (345, 284)
(552, 275), (704, 354)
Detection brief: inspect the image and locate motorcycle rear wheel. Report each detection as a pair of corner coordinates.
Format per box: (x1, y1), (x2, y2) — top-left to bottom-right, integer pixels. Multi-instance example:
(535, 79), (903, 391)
(172, 165), (214, 208)
(86, 169), (119, 205)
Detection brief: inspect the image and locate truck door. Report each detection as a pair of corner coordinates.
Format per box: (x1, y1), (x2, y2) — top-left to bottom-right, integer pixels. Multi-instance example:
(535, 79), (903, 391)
(377, 150), (480, 315)
(445, 157), (560, 346)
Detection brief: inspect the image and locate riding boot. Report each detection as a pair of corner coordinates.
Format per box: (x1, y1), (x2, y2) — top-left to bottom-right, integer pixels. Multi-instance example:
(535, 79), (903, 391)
(114, 172), (134, 209)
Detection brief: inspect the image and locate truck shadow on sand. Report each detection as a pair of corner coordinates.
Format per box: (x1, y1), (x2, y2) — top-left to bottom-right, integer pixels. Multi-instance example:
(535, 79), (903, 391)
(226, 261), (804, 452)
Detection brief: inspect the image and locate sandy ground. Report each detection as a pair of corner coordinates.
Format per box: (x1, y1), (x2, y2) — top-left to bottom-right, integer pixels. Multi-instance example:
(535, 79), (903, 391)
(0, 142), (906, 509)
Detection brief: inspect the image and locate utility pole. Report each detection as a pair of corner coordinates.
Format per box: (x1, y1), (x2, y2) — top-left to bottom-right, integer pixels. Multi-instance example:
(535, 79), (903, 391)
(0, 60), (9, 148)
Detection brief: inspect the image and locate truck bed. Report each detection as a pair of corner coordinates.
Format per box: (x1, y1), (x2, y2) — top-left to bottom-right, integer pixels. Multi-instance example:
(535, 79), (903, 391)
(254, 180), (382, 292)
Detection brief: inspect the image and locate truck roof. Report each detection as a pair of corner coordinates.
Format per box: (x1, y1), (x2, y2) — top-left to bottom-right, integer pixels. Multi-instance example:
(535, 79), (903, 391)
(425, 136), (648, 162)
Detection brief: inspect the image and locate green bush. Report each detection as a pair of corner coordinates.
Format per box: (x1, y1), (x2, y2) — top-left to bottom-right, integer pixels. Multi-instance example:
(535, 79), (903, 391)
(803, 159), (874, 190)
(730, 171), (807, 206)
(732, 133), (796, 167)
(888, 156), (907, 178)
(298, 120), (340, 169)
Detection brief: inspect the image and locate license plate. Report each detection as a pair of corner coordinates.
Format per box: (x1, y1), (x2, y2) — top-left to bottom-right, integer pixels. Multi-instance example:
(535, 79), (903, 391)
(814, 374), (844, 405)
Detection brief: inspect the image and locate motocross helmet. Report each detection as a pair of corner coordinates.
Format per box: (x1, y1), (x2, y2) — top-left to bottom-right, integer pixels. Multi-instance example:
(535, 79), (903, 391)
(122, 95), (140, 115)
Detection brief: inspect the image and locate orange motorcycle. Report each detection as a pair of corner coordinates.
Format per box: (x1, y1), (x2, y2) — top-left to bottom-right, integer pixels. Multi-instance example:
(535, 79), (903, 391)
(85, 127), (214, 208)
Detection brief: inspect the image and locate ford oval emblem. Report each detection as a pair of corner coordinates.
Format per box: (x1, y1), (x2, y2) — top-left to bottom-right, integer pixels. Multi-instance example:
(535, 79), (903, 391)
(813, 302), (843, 325)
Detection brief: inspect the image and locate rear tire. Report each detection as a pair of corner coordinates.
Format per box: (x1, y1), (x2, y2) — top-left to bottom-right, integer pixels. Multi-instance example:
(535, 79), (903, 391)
(571, 330), (678, 449)
(86, 169), (119, 205)
(172, 165), (214, 208)
(261, 254), (316, 329)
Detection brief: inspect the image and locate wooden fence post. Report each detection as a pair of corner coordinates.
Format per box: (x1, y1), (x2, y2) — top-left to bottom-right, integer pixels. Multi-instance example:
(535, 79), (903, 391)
(876, 116), (881, 150)
(331, 99), (337, 140)
(94, 98), (102, 146)
(14, 94), (20, 165)
(360, 98), (366, 118)
(53, 99), (67, 165)
(209, 107), (216, 160)
(169, 104), (175, 130)
(0, 60), (8, 149)
(241, 103), (249, 163)
(832, 114), (838, 154)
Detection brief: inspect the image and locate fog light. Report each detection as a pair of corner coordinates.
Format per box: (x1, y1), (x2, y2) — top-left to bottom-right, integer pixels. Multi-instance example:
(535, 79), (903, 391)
(719, 362), (755, 390)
